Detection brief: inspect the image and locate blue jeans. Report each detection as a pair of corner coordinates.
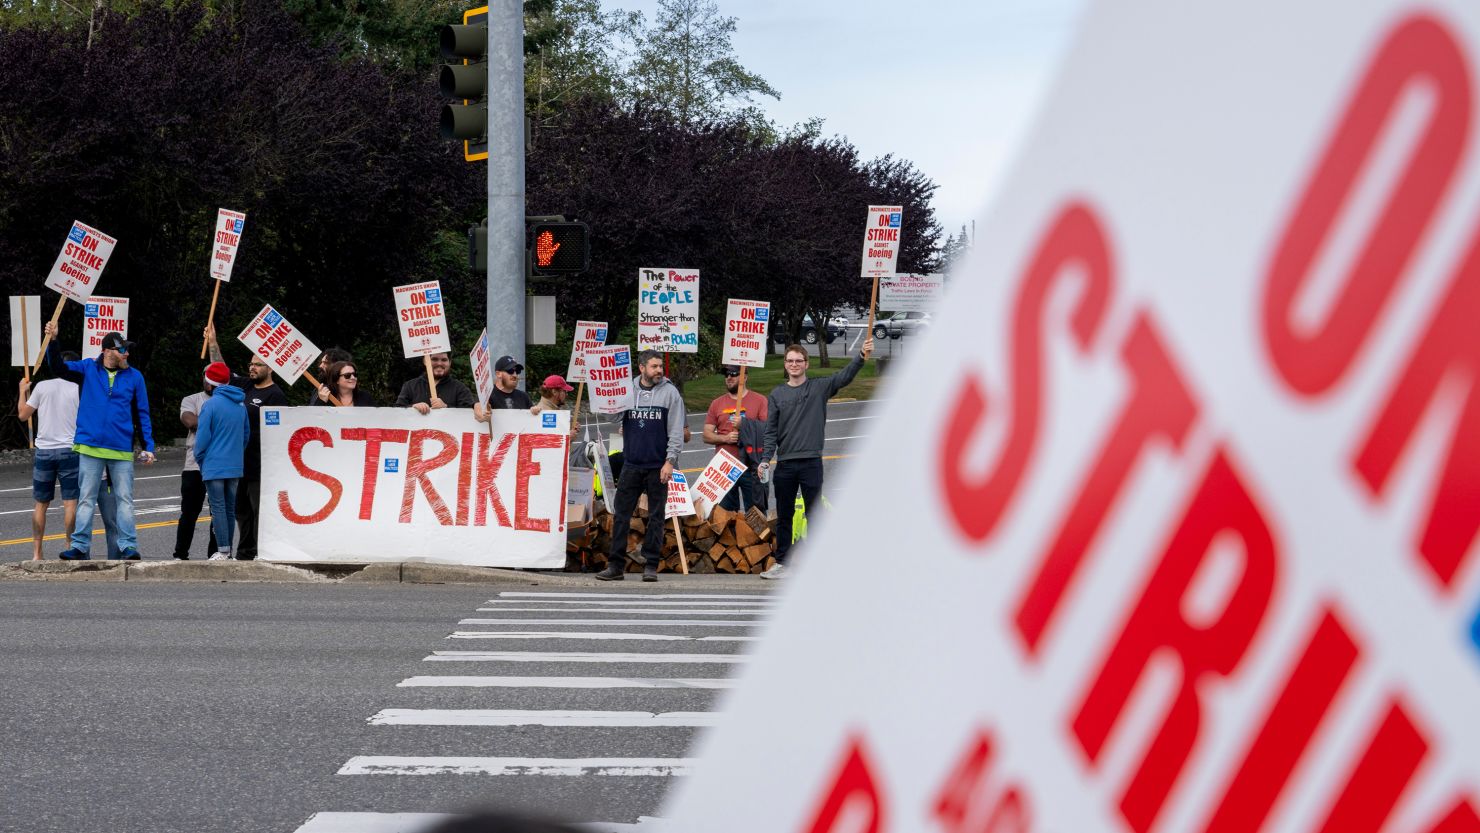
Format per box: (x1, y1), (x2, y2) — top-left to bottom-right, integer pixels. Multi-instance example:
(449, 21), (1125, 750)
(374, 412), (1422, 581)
(205, 478), (239, 556)
(73, 455), (135, 556)
(32, 448), (80, 502)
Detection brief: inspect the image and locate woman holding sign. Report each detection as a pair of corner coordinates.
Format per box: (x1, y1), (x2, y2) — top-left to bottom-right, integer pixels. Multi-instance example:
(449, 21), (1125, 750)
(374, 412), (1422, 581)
(313, 361), (375, 407)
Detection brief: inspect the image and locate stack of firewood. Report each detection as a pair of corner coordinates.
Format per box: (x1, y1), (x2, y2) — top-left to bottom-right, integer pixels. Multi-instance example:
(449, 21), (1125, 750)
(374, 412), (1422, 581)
(567, 496), (777, 574)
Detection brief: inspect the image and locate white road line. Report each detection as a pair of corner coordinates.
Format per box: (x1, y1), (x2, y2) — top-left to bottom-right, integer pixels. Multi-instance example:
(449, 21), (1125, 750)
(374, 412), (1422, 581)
(0, 472), (180, 494)
(495, 592), (770, 600)
(458, 618), (761, 627)
(398, 676), (735, 689)
(448, 631), (755, 641)
(368, 709), (719, 727)
(339, 756), (696, 776)
(0, 496), (181, 516)
(480, 598), (773, 607)
(424, 650), (748, 663)
(473, 607), (770, 615)
(294, 813), (667, 833)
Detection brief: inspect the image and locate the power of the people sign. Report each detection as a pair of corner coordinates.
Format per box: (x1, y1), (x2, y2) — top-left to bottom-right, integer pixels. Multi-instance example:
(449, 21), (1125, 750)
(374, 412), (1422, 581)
(666, 2), (1480, 831)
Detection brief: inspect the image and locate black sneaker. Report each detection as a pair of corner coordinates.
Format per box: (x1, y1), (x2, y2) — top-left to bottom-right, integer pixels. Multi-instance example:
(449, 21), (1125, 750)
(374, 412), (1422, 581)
(642, 566), (658, 583)
(594, 562), (624, 581)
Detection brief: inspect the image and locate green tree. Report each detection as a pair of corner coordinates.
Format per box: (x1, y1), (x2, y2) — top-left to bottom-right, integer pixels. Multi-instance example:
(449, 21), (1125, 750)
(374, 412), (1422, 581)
(524, 0), (639, 142)
(623, 0), (778, 127)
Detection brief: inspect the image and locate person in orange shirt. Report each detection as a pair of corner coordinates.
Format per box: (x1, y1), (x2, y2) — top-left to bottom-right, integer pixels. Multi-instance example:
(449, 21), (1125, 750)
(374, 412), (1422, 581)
(702, 365), (767, 512)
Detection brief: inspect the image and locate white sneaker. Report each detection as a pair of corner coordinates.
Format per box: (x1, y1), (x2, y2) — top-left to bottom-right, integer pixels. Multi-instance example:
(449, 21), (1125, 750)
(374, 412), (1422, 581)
(208, 552), (231, 561)
(759, 562), (788, 580)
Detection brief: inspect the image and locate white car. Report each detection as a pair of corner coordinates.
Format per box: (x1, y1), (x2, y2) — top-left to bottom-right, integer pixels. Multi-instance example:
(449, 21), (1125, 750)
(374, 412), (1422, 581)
(872, 310), (931, 339)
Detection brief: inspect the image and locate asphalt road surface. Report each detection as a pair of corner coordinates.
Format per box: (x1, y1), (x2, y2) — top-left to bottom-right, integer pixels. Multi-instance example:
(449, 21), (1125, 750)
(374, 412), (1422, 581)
(0, 399), (875, 563)
(1, 581), (773, 832)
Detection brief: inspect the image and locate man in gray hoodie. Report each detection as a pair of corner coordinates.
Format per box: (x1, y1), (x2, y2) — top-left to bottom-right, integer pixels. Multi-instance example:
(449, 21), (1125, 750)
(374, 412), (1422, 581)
(760, 338), (874, 578)
(596, 350), (686, 582)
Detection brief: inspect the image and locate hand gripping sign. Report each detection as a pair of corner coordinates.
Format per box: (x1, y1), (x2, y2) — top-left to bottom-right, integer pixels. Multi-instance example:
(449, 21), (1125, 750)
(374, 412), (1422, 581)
(690, 448), (746, 519)
(237, 305), (321, 386)
(81, 296), (129, 360)
(666, 3), (1480, 832)
(585, 345), (635, 414)
(637, 267), (699, 352)
(721, 300), (770, 368)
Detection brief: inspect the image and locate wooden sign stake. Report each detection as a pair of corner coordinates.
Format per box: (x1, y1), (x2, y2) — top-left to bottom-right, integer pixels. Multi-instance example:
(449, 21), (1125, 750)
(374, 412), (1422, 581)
(20, 296), (33, 448)
(32, 298), (66, 376)
(200, 280), (222, 359)
(672, 515), (690, 575)
(302, 370), (341, 407)
(864, 276), (881, 349)
(424, 354), (439, 403)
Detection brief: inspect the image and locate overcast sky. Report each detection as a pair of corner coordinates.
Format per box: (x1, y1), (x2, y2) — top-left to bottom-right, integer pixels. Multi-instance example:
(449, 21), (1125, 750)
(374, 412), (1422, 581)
(619, 0), (1090, 239)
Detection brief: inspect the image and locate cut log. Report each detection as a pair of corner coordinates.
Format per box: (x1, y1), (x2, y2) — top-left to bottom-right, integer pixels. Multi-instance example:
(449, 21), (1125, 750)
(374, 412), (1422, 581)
(718, 526), (737, 548)
(734, 519), (760, 549)
(743, 543), (772, 571)
(708, 505), (734, 536)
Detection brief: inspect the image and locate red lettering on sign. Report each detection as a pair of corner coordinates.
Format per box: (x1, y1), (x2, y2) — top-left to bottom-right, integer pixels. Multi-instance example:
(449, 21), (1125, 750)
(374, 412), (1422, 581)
(1313, 699), (1429, 833)
(278, 427), (342, 524)
(1201, 608), (1360, 833)
(514, 433), (565, 532)
(400, 429), (459, 525)
(456, 431), (474, 526)
(939, 202), (1115, 542)
(932, 729), (1031, 833)
(1261, 15), (1471, 395)
(1353, 223), (1480, 589)
(474, 432), (515, 527)
(1425, 799), (1480, 833)
(341, 428), (410, 520)
(1071, 451), (1277, 833)
(1014, 316), (1199, 653)
(802, 735), (886, 833)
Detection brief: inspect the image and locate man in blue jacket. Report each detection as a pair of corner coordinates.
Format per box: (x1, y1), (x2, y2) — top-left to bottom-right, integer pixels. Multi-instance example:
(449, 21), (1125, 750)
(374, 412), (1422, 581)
(44, 324), (155, 560)
(193, 362), (249, 561)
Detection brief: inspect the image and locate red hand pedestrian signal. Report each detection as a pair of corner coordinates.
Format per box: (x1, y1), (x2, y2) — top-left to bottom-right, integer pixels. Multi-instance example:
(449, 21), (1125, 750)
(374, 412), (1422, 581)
(535, 230), (561, 268)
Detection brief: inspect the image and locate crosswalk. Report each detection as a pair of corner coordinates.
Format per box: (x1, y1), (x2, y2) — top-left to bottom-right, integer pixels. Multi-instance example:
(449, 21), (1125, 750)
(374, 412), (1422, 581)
(290, 588), (772, 832)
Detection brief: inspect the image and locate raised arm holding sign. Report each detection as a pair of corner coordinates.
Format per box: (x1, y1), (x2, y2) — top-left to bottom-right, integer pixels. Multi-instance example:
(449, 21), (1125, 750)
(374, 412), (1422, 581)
(393, 281), (452, 406)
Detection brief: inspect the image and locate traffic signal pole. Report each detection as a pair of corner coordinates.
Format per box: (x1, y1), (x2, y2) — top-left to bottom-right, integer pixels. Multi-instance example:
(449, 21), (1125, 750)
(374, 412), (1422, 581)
(487, 0), (524, 366)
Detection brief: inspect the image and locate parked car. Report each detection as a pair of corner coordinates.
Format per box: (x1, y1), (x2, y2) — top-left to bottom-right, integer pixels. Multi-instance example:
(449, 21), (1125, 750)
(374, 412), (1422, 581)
(772, 315), (847, 345)
(872, 310), (932, 339)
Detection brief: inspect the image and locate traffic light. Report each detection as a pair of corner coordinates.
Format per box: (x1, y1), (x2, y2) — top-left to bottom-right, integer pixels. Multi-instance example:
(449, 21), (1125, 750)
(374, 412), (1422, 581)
(529, 221), (591, 276)
(439, 7), (488, 162)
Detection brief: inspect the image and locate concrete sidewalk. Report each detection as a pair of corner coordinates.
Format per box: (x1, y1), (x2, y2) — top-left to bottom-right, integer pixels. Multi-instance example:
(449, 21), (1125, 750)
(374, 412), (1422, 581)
(0, 559), (777, 588)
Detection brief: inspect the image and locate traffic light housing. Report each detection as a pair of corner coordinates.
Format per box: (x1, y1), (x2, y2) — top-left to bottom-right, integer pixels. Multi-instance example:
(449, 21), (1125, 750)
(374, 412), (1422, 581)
(439, 7), (488, 162)
(529, 221), (590, 275)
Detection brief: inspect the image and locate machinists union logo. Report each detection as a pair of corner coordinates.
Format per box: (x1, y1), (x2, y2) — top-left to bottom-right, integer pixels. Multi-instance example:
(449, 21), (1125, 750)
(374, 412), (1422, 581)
(264, 410), (280, 426)
(424, 288), (442, 303)
(264, 309), (283, 328)
(542, 413), (557, 428)
(68, 225), (87, 244)
(384, 459), (400, 473)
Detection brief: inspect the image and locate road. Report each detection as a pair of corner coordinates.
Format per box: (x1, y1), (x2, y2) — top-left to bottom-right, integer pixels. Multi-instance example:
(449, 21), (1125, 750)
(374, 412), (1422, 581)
(0, 399), (875, 562)
(0, 581), (772, 832)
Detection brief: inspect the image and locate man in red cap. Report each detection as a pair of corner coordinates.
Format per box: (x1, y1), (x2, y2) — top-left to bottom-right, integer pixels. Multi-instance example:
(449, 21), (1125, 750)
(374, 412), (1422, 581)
(532, 373), (579, 437)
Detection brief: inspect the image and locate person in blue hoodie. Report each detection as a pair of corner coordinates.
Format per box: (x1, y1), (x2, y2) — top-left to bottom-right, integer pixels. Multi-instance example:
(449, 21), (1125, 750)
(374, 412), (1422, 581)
(43, 324), (155, 561)
(193, 362), (249, 561)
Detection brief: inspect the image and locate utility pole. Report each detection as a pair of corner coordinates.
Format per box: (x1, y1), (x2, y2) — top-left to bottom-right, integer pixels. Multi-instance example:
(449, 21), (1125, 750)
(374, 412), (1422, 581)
(487, 0), (525, 365)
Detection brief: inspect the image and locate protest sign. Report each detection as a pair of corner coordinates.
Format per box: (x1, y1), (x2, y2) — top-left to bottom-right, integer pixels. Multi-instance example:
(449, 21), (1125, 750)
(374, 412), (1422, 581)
(592, 434), (616, 515)
(209, 208), (247, 282)
(721, 299), (770, 368)
(259, 408), (569, 567)
(879, 273), (943, 312)
(860, 205), (902, 278)
(9, 296), (40, 367)
(566, 319), (608, 382)
(665, 470), (696, 519)
(689, 448), (745, 518)
(585, 345), (634, 414)
(666, 3), (1480, 831)
(80, 296), (129, 360)
(44, 220), (116, 304)
(637, 268), (699, 352)
(470, 328), (494, 406)
(237, 305), (321, 386)
(393, 281), (452, 357)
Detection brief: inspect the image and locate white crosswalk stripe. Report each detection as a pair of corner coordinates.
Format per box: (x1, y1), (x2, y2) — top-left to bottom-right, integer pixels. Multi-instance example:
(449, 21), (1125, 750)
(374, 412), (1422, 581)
(295, 589), (769, 832)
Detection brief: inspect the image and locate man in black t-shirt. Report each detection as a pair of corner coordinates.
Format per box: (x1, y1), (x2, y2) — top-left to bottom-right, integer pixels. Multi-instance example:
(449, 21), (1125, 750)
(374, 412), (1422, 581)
(475, 355), (531, 421)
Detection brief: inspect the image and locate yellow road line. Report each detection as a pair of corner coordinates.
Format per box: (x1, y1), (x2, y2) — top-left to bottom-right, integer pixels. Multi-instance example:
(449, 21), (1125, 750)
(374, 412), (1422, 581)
(0, 517), (206, 549)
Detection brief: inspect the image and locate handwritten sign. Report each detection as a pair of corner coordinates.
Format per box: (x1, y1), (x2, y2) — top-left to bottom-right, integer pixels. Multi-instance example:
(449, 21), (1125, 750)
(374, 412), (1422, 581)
(210, 208), (247, 282)
(721, 299), (770, 368)
(566, 320), (608, 382)
(81, 296), (129, 360)
(237, 305), (321, 385)
(393, 281), (452, 358)
(637, 268), (699, 352)
(45, 221), (117, 303)
(585, 345), (634, 414)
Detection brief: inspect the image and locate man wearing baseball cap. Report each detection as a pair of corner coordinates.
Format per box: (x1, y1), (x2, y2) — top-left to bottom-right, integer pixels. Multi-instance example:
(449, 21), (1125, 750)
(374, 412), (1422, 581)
(532, 373), (580, 436)
(474, 355), (531, 422)
(703, 365), (768, 512)
(43, 323), (155, 560)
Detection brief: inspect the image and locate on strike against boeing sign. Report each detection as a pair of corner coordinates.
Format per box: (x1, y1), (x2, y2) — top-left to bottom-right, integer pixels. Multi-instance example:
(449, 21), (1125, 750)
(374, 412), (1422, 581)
(259, 408), (569, 567)
(666, 2), (1480, 832)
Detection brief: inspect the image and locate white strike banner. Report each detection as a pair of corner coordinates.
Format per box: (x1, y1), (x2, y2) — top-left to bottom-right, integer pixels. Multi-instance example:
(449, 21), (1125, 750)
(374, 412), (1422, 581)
(637, 268), (699, 352)
(237, 305), (321, 385)
(45, 221), (116, 303)
(690, 448), (745, 518)
(585, 345), (634, 414)
(260, 408), (569, 567)
(879, 272), (943, 312)
(393, 281), (452, 357)
(721, 299), (770, 368)
(566, 319), (608, 382)
(470, 328), (494, 405)
(860, 205), (902, 278)
(9, 295), (40, 367)
(666, 3), (1480, 832)
(80, 296), (129, 360)
(210, 208), (247, 282)
(665, 470), (696, 519)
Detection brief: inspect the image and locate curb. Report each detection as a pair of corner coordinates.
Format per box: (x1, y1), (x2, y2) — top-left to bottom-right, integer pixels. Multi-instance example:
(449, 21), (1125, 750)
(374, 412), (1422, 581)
(0, 560), (773, 588)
